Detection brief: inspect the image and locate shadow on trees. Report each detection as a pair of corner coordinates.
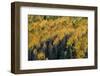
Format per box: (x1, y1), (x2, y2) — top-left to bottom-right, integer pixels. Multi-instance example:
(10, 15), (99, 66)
(28, 34), (87, 61)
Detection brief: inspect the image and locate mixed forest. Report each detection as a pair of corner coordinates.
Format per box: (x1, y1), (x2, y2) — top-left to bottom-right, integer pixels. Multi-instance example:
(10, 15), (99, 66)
(28, 15), (88, 60)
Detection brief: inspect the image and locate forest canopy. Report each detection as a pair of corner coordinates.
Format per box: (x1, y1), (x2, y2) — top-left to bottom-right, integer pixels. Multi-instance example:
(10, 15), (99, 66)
(28, 15), (88, 60)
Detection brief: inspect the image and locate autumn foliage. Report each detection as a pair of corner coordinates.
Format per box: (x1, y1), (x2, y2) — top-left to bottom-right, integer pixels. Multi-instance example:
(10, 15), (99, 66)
(28, 15), (88, 60)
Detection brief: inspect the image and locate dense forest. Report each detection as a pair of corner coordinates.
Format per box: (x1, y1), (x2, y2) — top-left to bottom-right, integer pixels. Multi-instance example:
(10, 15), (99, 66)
(28, 15), (88, 60)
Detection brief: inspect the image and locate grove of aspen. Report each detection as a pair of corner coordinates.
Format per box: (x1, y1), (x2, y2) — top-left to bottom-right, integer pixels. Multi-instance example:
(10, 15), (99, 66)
(28, 15), (88, 60)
